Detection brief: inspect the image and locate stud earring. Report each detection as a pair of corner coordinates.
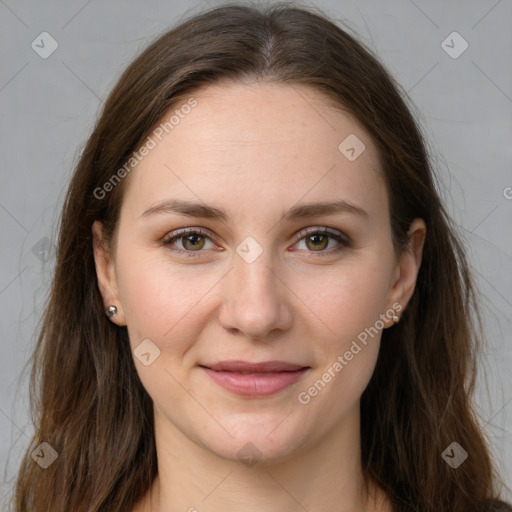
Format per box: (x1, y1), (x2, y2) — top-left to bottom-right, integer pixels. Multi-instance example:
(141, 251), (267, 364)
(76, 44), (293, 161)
(392, 314), (400, 324)
(106, 305), (117, 318)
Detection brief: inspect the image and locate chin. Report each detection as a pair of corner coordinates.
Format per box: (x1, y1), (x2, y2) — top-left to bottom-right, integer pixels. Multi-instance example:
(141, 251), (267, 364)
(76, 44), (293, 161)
(199, 414), (313, 466)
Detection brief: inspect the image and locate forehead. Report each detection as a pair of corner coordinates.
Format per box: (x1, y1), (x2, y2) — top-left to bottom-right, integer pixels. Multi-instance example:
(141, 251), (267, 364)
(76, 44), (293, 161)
(120, 81), (387, 224)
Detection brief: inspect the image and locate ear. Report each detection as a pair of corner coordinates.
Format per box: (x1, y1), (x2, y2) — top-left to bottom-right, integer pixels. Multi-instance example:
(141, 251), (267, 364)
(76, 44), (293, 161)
(92, 220), (126, 326)
(386, 218), (426, 323)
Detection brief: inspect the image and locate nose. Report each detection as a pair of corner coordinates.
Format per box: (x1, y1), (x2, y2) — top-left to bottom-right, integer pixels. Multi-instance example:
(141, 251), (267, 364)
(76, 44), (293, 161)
(217, 245), (293, 341)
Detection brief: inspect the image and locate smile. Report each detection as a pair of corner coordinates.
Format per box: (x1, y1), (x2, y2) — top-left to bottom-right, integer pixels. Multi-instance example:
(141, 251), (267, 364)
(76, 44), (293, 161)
(199, 360), (311, 397)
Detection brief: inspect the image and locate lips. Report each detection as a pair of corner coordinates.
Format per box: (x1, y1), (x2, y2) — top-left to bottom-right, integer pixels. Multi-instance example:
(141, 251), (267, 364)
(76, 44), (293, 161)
(204, 360), (306, 373)
(200, 360), (310, 397)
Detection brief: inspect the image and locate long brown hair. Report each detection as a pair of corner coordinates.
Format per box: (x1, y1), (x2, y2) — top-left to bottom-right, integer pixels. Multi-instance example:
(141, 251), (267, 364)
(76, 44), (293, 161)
(10, 2), (509, 511)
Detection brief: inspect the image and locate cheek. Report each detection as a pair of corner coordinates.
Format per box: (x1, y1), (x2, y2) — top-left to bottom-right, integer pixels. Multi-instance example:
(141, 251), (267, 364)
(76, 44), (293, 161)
(116, 248), (225, 359)
(115, 254), (214, 412)
(296, 281), (385, 424)
(298, 256), (392, 343)
(295, 256), (392, 406)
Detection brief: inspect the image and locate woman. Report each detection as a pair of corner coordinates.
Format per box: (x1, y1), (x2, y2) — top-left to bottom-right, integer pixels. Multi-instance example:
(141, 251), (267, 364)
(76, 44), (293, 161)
(11, 3), (511, 511)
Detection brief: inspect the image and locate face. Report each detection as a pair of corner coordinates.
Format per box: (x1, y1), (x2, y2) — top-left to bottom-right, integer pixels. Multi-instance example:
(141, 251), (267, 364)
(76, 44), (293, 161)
(93, 81), (425, 464)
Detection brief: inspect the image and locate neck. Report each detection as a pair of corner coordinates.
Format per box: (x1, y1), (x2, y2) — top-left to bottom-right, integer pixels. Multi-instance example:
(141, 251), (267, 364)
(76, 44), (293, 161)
(136, 404), (389, 512)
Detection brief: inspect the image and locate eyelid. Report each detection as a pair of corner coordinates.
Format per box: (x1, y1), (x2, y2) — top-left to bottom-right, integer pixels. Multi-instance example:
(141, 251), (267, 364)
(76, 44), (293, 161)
(293, 226), (351, 245)
(162, 227), (219, 256)
(163, 226), (216, 242)
(162, 227), (217, 245)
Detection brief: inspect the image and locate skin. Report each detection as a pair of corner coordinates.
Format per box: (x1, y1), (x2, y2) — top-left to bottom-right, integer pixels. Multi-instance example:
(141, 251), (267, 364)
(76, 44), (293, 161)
(93, 81), (426, 512)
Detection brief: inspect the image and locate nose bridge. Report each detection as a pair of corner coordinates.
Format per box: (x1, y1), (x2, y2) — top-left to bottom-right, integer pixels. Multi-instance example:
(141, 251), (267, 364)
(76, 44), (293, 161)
(218, 236), (292, 339)
(234, 239), (275, 295)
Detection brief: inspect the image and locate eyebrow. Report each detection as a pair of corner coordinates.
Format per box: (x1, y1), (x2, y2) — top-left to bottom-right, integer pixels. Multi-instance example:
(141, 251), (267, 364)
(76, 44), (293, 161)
(141, 198), (368, 222)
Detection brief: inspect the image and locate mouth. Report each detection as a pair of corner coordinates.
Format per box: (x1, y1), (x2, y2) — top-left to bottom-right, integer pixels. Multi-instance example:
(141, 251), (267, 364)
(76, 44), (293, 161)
(199, 360), (311, 397)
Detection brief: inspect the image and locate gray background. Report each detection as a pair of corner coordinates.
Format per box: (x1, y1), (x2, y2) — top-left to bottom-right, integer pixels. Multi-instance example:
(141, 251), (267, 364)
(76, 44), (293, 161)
(1, 0), (511, 507)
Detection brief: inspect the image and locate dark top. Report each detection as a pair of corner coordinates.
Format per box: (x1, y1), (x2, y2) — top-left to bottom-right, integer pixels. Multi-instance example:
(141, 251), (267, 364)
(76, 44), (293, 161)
(487, 501), (512, 511)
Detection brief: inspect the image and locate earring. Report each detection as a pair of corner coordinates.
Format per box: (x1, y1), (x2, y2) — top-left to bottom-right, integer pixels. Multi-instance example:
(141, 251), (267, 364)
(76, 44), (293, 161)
(106, 305), (117, 318)
(392, 314), (400, 324)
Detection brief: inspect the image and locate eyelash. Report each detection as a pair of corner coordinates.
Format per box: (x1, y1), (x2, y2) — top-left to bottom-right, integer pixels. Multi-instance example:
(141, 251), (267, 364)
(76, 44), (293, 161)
(162, 226), (351, 258)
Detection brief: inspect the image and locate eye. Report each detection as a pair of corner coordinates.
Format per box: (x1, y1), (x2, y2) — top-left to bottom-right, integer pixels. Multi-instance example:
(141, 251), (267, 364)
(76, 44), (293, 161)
(292, 227), (351, 257)
(163, 226), (350, 258)
(162, 228), (218, 257)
